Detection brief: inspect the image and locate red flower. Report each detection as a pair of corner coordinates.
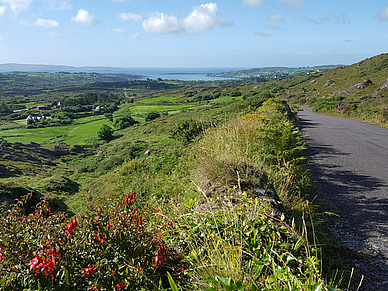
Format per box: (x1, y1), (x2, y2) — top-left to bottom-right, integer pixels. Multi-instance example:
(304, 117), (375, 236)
(107, 221), (112, 230)
(0, 244), (6, 262)
(114, 282), (126, 291)
(89, 287), (99, 291)
(83, 265), (97, 278)
(65, 218), (78, 235)
(29, 254), (43, 275)
(97, 235), (105, 245)
(41, 256), (56, 278)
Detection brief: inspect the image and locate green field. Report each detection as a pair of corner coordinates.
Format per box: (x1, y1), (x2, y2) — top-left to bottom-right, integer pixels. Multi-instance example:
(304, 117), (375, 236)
(129, 104), (193, 116)
(138, 96), (179, 104)
(0, 115), (109, 145)
(209, 95), (244, 103)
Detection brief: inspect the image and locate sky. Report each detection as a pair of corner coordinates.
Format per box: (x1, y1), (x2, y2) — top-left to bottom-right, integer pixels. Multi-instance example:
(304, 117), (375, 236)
(0, 0), (387, 68)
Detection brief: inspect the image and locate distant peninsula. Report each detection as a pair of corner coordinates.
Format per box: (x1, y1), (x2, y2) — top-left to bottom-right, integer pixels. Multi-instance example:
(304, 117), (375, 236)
(207, 65), (340, 79)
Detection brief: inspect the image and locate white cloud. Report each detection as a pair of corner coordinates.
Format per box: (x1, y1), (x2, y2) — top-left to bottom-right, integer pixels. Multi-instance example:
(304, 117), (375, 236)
(0, 0), (33, 15)
(279, 0), (305, 12)
(142, 2), (231, 35)
(142, 12), (181, 34)
(0, 35), (3, 40)
(128, 32), (141, 39)
(265, 24), (281, 30)
(43, 0), (71, 10)
(0, 5), (5, 15)
(302, 16), (321, 25)
(117, 12), (142, 22)
(33, 18), (59, 27)
(254, 31), (271, 37)
(242, 0), (264, 7)
(183, 3), (230, 31)
(266, 14), (284, 22)
(71, 8), (99, 26)
(321, 12), (350, 25)
(376, 7), (388, 21)
(109, 28), (125, 34)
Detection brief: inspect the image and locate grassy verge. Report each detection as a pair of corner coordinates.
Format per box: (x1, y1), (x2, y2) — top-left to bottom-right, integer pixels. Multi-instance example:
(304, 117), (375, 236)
(1, 97), (342, 290)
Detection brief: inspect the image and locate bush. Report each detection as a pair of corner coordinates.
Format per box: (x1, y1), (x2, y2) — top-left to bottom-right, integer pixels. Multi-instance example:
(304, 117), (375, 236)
(98, 125), (114, 141)
(39, 175), (80, 194)
(113, 116), (138, 129)
(0, 192), (180, 290)
(170, 119), (209, 144)
(145, 112), (161, 122)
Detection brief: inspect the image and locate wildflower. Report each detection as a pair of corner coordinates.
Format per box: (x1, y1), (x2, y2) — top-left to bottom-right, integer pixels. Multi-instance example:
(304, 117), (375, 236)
(29, 254), (43, 275)
(90, 287), (99, 291)
(107, 221), (112, 230)
(65, 218), (78, 235)
(114, 282), (126, 291)
(83, 265), (97, 278)
(41, 256), (56, 278)
(97, 235), (105, 245)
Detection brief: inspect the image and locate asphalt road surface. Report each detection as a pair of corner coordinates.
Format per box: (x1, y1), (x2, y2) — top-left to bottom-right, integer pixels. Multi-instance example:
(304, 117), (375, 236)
(298, 107), (388, 290)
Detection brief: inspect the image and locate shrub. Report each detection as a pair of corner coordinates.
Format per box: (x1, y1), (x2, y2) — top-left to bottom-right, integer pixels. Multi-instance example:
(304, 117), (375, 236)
(98, 125), (114, 141)
(0, 192), (179, 290)
(170, 119), (209, 144)
(145, 112), (161, 122)
(113, 116), (138, 130)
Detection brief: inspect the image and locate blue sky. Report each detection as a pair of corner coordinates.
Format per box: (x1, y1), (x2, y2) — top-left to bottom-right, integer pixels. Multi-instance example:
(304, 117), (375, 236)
(0, 0), (387, 68)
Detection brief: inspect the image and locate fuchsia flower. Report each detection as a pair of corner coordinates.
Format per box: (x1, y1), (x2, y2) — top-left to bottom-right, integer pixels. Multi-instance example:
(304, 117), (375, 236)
(83, 265), (97, 278)
(65, 218), (78, 235)
(114, 282), (126, 291)
(28, 251), (58, 279)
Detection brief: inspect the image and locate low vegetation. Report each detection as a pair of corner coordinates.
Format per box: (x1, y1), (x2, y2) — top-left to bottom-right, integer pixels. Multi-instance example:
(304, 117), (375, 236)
(3, 53), (387, 290)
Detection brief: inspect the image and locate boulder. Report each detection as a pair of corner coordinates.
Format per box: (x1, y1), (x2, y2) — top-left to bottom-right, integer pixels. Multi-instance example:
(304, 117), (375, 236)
(334, 90), (352, 95)
(70, 145), (83, 153)
(349, 79), (372, 90)
(323, 80), (334, 88)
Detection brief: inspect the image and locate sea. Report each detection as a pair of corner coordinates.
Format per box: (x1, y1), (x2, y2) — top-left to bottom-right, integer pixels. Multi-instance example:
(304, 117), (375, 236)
(97, 68), (245, 81)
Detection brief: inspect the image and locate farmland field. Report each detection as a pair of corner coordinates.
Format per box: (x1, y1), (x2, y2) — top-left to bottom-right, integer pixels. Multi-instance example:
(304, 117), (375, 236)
(0, 115), (109, 145)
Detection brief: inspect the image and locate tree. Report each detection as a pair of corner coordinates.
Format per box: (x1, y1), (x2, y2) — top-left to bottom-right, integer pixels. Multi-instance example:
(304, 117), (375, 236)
(105, 113), (113, 122)
(113, 116), (138, 129)
(98, 125), (114, 141)
(145, 112), (161, 122)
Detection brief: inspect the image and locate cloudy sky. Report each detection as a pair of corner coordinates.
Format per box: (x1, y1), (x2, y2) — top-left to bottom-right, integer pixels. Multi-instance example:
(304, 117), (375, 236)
(0, 0), (387, 68)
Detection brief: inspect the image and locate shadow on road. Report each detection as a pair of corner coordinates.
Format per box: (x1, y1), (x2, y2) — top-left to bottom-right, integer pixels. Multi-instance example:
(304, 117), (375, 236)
(302, 136), (388, 290)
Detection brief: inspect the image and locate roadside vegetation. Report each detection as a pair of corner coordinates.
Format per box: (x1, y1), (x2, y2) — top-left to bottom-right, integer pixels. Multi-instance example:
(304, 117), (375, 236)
(3, 53), (387, 290)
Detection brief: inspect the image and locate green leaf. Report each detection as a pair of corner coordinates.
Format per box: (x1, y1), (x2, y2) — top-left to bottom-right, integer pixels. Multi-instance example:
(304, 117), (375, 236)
(310, 282), (324, 291)
(167, 272), (179, 291)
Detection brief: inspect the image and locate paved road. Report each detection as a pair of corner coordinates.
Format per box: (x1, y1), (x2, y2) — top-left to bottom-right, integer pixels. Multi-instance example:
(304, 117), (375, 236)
(298, 107), (388, 290)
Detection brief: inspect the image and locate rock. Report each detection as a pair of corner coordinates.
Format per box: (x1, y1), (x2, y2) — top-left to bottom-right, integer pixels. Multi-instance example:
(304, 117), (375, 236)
(30, 147), (54, 158)
(29, 142), (40, 148)
(372, 90), (381, 98)
(0, 164), (7, 177)
(380, 79), (388, 90)
(334, 90), (352, 95)
(12, 142), (23, 149)
(358, 96), (370, 101)
(97, 151), (103, 156)
(70, 145), (83, 153)
(323, 80), (334, 88)
(349, 79), (372, 90)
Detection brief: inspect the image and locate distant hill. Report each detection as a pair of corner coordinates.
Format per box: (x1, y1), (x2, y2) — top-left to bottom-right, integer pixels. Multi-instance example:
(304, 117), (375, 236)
(208, 65), (339, 79)
(0, 63), (129, 73)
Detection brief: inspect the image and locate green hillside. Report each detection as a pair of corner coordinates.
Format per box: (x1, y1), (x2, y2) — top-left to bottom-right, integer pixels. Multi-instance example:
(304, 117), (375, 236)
(259, 53), (388, 126)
